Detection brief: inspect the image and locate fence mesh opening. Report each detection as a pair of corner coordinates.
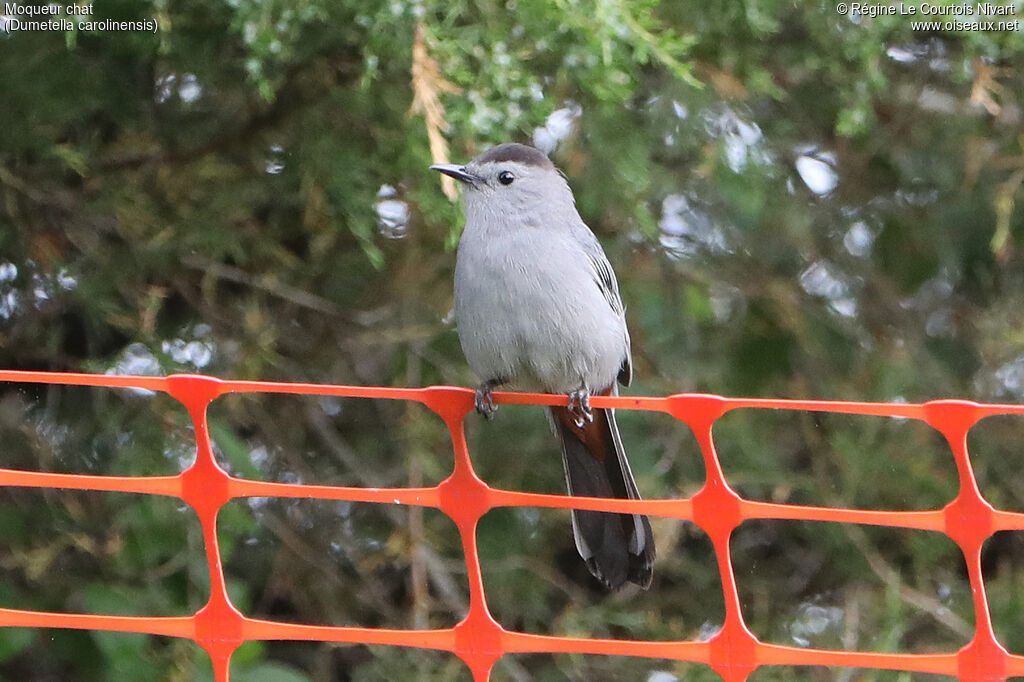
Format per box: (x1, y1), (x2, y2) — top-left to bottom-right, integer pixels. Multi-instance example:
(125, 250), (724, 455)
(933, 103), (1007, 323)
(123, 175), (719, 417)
(0, 370), (1023, 680)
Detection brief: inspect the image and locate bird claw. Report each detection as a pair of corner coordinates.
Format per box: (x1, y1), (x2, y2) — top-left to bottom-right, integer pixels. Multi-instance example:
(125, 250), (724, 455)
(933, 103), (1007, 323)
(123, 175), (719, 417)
(475, 382), (498, 419)
(568, 386), (593, 428)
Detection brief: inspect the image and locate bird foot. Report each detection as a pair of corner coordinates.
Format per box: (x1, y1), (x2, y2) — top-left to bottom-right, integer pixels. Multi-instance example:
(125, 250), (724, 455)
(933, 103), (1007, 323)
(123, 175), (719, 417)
(475, 381), (499, 419)
(567, 386), (593, 428)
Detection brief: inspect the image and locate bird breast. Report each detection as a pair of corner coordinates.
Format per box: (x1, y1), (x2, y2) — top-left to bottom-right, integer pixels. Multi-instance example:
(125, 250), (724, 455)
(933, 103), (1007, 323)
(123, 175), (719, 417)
(453, 224), (627, 394)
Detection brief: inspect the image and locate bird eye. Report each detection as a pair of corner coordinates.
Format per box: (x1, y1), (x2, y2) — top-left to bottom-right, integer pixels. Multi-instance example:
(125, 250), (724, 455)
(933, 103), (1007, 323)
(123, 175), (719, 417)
(497, 171), (515, 185)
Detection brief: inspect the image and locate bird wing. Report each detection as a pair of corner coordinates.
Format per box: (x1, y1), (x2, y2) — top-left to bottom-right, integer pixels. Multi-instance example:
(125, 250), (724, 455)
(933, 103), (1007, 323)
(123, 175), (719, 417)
(582, 238), (632, 388)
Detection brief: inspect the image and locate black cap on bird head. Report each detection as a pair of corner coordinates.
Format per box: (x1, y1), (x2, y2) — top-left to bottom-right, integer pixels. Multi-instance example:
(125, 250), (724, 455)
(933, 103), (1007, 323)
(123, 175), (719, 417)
(472, 143), (555, 170)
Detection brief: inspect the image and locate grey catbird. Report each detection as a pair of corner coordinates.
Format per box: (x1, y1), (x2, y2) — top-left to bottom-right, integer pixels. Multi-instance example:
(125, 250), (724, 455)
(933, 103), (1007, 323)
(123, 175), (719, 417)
(431, 143), (655, 589)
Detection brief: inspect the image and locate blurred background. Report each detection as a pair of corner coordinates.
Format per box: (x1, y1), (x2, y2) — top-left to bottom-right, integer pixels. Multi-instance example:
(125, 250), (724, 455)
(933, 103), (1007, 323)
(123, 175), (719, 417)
(1, 0), (1024, 679)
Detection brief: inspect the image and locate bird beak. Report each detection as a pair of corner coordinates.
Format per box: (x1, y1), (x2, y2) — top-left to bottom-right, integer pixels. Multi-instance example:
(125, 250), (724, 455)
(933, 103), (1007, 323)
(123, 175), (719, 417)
(430, 164), (477, 185)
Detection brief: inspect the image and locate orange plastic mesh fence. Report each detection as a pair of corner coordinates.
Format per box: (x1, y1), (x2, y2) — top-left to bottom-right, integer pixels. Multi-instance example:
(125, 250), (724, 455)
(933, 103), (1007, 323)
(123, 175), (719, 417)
(1, 370), (1024, 680)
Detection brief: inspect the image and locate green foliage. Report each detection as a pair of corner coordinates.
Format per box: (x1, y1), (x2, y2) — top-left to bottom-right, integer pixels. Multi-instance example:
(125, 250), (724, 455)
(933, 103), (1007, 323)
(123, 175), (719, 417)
(232, 660), (310, 682)
(1, 0), (1024, 679)
(0, 629), (33, 664)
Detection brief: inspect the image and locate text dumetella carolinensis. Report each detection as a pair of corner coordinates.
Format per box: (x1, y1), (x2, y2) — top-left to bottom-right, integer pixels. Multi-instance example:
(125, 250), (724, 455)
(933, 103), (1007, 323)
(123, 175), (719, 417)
(431, 143), (655, 589)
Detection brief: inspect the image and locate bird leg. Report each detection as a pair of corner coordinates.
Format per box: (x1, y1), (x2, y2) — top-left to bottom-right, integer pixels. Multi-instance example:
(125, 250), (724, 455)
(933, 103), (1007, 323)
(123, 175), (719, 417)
(474, 379), (502, 419)
(567, 384), (593, 428)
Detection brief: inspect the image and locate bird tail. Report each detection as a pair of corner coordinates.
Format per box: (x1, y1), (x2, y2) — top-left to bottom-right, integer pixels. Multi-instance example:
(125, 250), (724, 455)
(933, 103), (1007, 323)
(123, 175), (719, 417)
(550, 403), (655, 589)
